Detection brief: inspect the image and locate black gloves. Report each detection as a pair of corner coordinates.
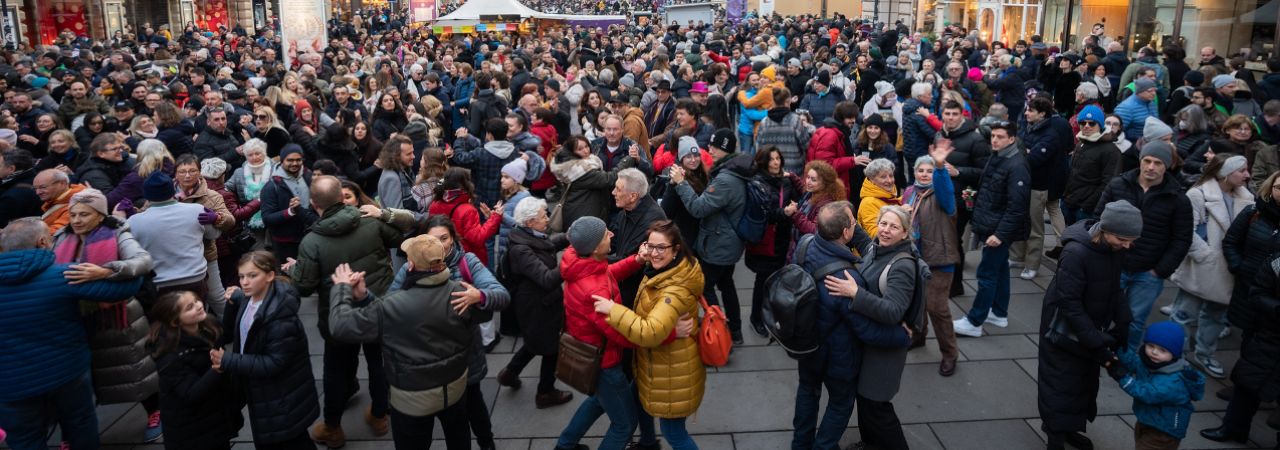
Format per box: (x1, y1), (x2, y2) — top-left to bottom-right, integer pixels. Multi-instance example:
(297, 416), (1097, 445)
(1106, 359), (1129, 381)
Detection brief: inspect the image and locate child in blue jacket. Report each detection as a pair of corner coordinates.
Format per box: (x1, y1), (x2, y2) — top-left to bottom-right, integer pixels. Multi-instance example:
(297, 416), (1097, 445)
(1107, 321), (1206, 449)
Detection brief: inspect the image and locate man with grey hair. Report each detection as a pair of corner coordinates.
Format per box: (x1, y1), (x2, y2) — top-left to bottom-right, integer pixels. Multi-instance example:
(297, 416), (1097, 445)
(610, 167), (666, 306)
(901, 82), (938, 182)
(0, 217), (142, 450)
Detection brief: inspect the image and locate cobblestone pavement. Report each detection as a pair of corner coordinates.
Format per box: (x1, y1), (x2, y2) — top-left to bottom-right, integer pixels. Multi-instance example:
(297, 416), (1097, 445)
(31, 241), (1280, 449)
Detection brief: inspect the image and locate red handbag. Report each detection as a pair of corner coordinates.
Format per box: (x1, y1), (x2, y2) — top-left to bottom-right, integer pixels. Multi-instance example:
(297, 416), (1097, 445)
(697, 296), (732, 367)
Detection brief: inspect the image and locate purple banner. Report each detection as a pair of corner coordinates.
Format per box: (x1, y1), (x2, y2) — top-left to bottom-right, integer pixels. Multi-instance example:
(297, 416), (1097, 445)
(725, 0), (744, 23)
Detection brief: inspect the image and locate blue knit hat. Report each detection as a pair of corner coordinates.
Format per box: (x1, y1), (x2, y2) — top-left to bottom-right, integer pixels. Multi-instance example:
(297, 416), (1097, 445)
(1076, 105), (1104, 124)
(142, 171), (176, 202)
(1143, 321), (1186, 360)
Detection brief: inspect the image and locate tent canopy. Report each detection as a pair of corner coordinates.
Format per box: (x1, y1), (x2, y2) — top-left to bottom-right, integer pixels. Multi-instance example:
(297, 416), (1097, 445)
(433, 0), (625, 27)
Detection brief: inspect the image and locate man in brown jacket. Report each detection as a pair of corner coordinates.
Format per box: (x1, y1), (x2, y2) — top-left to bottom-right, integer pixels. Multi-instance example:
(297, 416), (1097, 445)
(609, 92), (650, 153)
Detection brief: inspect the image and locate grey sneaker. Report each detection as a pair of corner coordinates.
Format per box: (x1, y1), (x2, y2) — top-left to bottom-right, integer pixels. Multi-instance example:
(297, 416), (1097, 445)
(1195, 355), (1226, 379)
(1170, 310), (1193, 325)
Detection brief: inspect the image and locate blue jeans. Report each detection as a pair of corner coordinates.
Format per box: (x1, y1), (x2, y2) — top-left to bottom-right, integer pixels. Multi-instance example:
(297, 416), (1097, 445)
(738, 131), (756, 155)
(966, 242), (1010, 326)
(0, 370), (98, 450)
(556, 366), (638, 450)
(637, 413), (698, 450)
(1061, 202), (1097, 226)
(792, 357), (857, 450)
(1121, 270), (1165, 352)
(1172, 290), (1230, 357)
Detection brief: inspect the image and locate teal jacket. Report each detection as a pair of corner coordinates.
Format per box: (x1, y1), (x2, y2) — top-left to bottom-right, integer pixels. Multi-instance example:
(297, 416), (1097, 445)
(1115, 350), (1205, 439)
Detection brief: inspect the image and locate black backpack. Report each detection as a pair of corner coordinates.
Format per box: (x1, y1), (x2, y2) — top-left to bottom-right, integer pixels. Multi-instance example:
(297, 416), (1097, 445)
(763, 235), (854, 359)
(876, 252), (932, 337)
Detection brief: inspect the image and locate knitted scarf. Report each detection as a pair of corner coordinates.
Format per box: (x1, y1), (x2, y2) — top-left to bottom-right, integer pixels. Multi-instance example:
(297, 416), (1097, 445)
(54, 225), (129, 328)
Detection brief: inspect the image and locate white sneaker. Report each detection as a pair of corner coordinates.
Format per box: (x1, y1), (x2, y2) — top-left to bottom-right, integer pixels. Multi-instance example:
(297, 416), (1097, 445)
(985, 314), (1009, 328)
(1159, 305), (1173, 316)
(1019, 269), (1037, 280)
(953, 318), (984, 337)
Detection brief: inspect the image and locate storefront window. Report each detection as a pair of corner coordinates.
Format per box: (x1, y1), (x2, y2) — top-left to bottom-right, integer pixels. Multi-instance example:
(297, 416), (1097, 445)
(39, 0), (89, 43)
(1179, 0), (1278, 65)
(1042, 0), (1128, 49)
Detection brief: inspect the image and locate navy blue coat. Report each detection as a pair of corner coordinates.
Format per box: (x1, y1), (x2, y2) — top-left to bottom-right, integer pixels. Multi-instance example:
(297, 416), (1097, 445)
(259, 171), (317, 244)
(0, 249), (142, 402)
(901, 98), (937, 165)
(1021, 116), (1072, 198)
(970, 143), (1032, 243)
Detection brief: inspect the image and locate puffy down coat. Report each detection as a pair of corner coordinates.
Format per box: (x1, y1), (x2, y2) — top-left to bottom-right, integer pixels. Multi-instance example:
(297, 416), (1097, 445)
(605, 255), (706, 418)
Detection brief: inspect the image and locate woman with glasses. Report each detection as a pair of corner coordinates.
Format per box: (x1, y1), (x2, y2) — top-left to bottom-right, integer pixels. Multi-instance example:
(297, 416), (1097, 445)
(592, 220), (702, 450)
(1063, 106), (1122, 225)
(76, 133), (132, 193)
(19, 112), (61, 158)
(251, 107), (291, 158)
(173, 153), (235, 315)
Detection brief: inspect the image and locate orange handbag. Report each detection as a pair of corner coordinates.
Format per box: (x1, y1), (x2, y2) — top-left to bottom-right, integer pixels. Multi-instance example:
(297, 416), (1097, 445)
(697, 296), (732, 367)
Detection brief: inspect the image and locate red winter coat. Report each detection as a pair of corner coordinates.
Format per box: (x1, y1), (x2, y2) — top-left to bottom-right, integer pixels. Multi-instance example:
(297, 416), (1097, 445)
(530, 123), (560, 191)
(427, 191), (502, 266)
(560, 247), (642, 370)
(806, 126), (857, 199)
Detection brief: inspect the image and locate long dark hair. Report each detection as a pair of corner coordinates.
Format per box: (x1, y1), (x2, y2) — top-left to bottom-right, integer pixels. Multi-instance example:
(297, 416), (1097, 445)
(433, 166), (476, 201)
(702, 94), (732, 129)
(754, 146), (784, 176)
(147, 290), (221, 358)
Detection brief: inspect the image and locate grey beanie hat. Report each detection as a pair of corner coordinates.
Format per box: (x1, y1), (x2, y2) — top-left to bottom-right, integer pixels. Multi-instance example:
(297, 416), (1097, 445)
(1100, 200), (1144, 238)
(1218, 155), (1247, 179)
(677, 136), (700, 161)
(1134, 77), (1157, 95)
(568, 216), (608, 255)
(1139, 139), (1174, 168)
(1142, 116), (1173, 142)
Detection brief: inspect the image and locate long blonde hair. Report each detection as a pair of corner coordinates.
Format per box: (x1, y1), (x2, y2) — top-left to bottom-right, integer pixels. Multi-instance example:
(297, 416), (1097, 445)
(135, 139), (174, 178)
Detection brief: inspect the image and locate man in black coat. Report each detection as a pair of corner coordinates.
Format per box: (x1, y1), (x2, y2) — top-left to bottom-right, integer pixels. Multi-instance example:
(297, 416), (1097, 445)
(608, 167), (667, 307)
(193, 109), (245, 167)
(1011, 97), (1071, 279)
(0, 149), (42, 228)
(75, 134), (132, 193)
(1037, 201), (1139, 450)
(1093, 140), (1193, 352)
(954, 122), (1030, 338)
(937, 100), (992, 296)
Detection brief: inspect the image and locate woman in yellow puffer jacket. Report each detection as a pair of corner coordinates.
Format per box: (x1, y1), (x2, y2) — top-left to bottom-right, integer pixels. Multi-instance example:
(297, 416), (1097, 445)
(858, 157), (902, 237)
(592, 220), (706, 450)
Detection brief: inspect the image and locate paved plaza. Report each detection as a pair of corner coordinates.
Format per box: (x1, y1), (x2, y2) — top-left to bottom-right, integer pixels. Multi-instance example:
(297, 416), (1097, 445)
(32, 244), (1280, 449)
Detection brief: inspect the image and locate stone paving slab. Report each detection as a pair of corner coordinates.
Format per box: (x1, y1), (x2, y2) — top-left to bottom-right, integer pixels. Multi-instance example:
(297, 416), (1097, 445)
(927, 418), (1045, 450)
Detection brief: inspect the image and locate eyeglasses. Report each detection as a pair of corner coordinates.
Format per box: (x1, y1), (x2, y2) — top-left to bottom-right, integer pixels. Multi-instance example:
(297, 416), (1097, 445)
(644, 243), (673, 254)
(254, 114), (268, 119)
(1079, 121), (1099, 127)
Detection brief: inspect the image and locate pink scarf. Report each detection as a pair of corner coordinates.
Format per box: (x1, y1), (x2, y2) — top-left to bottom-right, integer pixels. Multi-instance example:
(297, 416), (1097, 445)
(55, 226), (128, 328)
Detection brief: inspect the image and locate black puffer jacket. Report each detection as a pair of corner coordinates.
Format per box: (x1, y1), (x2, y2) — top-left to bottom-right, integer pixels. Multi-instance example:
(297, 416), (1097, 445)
(969, 143), (1031, 243)
(156, 121), (197, 158)
(505, 227), (570, 355)
(1063, 135), (1121, 211)
(1222, 200), (1280, 329)
(75, 156), (131, 193)
(938, 119), (991, 192)
(221, 280), (319, 445)
(1094, 170), (1193, 277)
(154, 332), (243, 450)
(1239, 260), (1280, 401)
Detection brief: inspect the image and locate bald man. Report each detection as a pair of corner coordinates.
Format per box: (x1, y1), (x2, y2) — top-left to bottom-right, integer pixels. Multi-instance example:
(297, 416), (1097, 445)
(34, 169), (86, 235)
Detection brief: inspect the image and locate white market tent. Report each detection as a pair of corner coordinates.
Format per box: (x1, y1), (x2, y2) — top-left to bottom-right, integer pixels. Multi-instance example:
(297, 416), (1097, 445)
(433, 0), (625, 27)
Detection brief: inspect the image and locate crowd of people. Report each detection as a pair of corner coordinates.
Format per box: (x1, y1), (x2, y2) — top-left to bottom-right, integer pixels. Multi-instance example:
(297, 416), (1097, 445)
(0, 3), (1279, 450)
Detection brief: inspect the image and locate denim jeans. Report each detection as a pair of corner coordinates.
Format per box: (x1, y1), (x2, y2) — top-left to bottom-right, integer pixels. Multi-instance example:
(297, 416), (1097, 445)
(636, 408), (698, 449)
(0, 370), (98, 450)
(792, 357), (857, 450)
(1121, 270), (1165, 352)
(556, 366), (638, 450)
(1060, 202), (1097, 227)
(738, 131), (756, 155)
(965, 242), (1010, 326)
(1173, 290), (1230, 357)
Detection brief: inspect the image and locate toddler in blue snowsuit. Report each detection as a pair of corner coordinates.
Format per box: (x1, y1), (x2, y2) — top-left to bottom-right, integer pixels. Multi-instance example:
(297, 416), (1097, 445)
(1107, 321), (1206, 449)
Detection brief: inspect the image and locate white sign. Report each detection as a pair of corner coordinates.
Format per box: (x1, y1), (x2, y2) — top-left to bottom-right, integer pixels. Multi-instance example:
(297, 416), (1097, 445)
(759, 0), (774, 17)
(280, 0), (327, 68)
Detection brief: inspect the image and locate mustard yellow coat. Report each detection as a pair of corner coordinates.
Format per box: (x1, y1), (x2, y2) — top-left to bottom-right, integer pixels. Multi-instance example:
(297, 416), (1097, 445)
(605, 255), (706, 419)
(858, 180), (899, 237)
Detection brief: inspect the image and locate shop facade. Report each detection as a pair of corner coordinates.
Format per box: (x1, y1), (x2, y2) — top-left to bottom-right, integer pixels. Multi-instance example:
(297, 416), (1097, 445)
(923, 0), (1280, 66)
(8, 0), (249, 46)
